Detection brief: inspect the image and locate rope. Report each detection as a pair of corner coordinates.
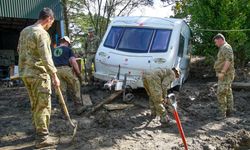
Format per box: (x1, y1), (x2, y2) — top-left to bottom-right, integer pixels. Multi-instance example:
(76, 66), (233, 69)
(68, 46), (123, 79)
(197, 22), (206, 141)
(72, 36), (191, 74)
(193, 28), (250, 32)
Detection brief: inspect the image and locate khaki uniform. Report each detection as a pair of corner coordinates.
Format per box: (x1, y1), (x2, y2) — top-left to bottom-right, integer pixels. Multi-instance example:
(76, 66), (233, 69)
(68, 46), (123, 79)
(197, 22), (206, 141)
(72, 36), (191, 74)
(214, 42), (235, 115)
(18, 24), (57, 139)
(56, 66), (81, 105)
(84, 35), (100, 81)
(143, 69), (175, 117)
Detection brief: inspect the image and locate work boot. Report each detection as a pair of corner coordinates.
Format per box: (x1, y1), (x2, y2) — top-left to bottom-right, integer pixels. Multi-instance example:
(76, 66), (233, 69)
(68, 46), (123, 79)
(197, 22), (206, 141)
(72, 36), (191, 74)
(215, 112), (226, 121)
(146, 112), (156, 120)
(226, 109), (235, 117)
(76, 105), (88, 115)
(150, 113), (156, 119)
(160, 112), (176, 127)
(87, 81), (93, 86)
(35, 136), (58, 149)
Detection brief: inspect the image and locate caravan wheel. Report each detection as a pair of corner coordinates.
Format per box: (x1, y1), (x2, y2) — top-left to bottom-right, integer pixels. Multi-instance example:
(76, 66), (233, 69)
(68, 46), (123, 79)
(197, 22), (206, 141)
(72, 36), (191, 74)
(173, 85), (181, 91)
(123, 93), (134, 103)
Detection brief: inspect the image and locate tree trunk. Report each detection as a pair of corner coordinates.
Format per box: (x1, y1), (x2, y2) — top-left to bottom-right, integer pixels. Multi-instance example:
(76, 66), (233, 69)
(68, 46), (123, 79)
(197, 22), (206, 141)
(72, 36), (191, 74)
(85, 91), (123, 116)
(62, 0), (70, 36)
(209, 82), (250, 91)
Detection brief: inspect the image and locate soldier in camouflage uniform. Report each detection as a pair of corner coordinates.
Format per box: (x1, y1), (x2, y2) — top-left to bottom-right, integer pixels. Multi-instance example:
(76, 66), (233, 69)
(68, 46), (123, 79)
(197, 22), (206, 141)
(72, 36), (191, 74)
(18, 8), (60, 148)
(143, 68), (179, 125)
(84, 27), (100, 84)
(213, 33), (235, 120)
(52, 36), (87, 115)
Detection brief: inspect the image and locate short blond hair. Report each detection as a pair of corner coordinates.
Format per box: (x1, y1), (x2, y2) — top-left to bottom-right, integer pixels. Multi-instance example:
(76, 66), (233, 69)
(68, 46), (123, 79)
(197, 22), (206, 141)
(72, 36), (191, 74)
(213, 33), (225, 41)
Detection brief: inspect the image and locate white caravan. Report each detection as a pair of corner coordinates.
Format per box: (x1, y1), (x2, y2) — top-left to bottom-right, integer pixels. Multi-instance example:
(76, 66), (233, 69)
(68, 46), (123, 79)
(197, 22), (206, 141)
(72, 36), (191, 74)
(94, 16), (191, 90)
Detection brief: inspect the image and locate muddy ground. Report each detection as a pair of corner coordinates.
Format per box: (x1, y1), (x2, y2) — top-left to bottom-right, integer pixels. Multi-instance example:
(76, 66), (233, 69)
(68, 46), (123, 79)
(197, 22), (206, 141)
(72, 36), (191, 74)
(0, 57), (250, 150)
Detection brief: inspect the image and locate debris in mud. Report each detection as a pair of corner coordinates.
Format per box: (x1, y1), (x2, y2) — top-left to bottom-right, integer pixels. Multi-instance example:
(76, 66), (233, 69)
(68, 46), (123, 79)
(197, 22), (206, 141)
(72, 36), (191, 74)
(81, 94), (93, 106)
(221, 129), (250, 149)
(1, 56), (250, 149)
(103, 103), (134, 110)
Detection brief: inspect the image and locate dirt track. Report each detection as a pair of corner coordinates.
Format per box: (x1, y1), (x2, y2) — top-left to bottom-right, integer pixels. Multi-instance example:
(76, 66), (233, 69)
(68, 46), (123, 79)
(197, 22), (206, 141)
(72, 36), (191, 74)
(0, 57), (250, 150)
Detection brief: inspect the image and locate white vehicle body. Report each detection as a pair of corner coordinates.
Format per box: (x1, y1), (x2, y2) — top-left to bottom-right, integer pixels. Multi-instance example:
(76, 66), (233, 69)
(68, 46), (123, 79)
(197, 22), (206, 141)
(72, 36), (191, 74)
(94, 16), (191, 89)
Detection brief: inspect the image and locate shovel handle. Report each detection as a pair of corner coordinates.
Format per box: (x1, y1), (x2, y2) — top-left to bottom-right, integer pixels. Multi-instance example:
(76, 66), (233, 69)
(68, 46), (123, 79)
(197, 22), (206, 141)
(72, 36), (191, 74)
(173, 110), (188, 150)
(56, 87), (76, 128)
(167, 93), (188, 150)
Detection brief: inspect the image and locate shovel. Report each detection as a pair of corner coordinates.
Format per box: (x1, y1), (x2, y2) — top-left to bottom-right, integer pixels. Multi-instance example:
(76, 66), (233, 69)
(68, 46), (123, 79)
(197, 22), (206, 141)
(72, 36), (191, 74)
(167, 93), (188, 150)
(56, 87), (78, 140)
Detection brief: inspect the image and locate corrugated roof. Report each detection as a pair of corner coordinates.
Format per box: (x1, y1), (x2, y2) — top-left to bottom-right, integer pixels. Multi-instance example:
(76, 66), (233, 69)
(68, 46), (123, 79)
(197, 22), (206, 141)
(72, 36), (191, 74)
(0, 0), (63, 20)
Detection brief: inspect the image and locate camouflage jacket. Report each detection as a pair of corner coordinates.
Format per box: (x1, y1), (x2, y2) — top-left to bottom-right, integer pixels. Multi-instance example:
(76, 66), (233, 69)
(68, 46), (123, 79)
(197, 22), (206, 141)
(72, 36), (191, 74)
(214, 42), (235, 76)
(143, 68), (175, 89)
(84, 35), (100, 55)
(18, 24), (57, 78)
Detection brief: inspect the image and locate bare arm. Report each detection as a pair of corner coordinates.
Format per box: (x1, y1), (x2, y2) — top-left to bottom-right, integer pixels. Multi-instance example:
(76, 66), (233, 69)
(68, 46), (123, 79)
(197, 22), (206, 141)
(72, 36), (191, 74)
(51, 73), (60, 88)
(218, 61), (231, 81)
(70, 57), (81, 76)
(221, 60), (231, 73)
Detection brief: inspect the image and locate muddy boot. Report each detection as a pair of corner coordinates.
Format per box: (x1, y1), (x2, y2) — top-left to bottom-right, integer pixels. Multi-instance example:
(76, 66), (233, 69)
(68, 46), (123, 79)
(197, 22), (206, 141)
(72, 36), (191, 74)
(146, 112), (156, 120)
(226, 109), (235, 117)
(76, 105), (88, 115)
(87, 70), (94, 85)
(150, 113), (156, 119)
(87, 80), (93, 86)
(215, 112), (226, 121)
(160, 112), (176, 127)
(35, 136), (58, 149)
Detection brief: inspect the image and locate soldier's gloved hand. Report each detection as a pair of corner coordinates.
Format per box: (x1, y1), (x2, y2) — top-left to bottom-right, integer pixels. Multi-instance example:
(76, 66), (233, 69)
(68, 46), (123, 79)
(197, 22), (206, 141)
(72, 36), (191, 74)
(163, 98), (169, 109)
(163, 97), (170, 106)
(163, 98), (175, 113)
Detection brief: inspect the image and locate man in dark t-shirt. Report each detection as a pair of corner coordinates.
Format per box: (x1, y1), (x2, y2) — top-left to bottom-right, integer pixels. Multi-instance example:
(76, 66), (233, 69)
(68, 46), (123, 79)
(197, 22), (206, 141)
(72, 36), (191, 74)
(53, 44), (74, 67)
(52, 36), (86, 115)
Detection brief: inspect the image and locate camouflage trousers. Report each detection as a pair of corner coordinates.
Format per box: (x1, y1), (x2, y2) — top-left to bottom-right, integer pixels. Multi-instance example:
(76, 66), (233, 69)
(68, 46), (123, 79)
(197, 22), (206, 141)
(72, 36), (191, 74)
(86, 54), (95, 81)
(22, 74), (52, 138)
(217, 75), (234, 115)
(143, 70), (173, 116)
(56, 66), (81, 105)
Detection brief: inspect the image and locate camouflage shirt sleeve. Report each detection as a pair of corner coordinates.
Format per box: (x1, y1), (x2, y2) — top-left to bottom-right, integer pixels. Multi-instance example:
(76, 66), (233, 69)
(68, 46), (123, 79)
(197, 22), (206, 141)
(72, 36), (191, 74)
(95, 36), (101, 50)
(221, 45), (233, 62)
(37, 31), (57, 75)
(84, 37), (88, 52)
(161, 69), (175, 88)
(17, 30), (25, 76)
(96, 36), (100, 45)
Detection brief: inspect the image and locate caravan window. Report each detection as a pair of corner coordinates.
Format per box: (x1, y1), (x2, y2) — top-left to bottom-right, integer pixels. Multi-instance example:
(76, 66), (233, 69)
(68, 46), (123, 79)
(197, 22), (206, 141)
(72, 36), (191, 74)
(103, 27), (172, 53)
(151, 29), (171, 52)
(178, 34), (185, 57)
(117, 28), (154, 53)
(104, 27), (123, 48)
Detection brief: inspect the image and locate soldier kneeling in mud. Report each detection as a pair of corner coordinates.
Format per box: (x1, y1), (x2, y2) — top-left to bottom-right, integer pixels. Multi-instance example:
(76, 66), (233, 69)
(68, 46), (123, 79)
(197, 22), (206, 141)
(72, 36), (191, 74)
(143, 68), (180, 126)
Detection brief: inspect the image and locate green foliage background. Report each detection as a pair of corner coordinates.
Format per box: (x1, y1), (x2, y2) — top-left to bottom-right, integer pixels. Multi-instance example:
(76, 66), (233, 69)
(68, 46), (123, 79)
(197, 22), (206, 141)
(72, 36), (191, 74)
(171, 0), (250, 66)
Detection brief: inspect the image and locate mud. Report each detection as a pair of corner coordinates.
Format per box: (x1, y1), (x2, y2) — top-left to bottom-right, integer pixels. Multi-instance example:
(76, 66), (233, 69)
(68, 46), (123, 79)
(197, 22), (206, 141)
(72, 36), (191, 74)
(0, 56), (250, 150)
